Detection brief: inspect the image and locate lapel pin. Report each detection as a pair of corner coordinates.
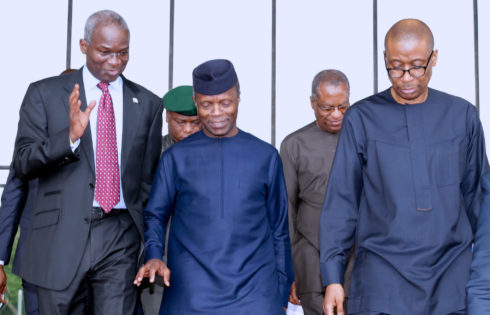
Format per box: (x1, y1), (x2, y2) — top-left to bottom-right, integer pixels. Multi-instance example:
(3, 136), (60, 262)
(132, 97), (139, 104)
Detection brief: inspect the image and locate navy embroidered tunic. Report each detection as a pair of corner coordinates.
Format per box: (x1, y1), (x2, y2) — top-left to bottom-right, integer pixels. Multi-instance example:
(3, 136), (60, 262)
(144, 130), (294, 315)
(320, 88), (488, 314)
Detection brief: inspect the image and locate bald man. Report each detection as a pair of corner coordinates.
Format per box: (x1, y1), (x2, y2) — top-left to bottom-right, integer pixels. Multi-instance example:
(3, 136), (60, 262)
(320, 19), (488, 315)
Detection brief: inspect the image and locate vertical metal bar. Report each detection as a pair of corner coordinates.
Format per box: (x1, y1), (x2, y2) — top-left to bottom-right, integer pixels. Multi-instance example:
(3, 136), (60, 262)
(473, 0), (480, 113)
(168, 0), (175, 90)
(271, 0), (277, 146)
(373, 0), (378, 94)
(66, 0), (73, 69)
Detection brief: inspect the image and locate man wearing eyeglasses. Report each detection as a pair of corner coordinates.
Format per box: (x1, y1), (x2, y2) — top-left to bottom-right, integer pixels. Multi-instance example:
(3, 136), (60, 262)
(280, 70), (353, 315)
(13, 10), (162, 314)
(321, 19), (488, 315)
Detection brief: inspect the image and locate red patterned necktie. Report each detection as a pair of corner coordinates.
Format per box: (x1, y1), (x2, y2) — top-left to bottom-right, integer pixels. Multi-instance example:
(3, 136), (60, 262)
(95, 82), (120, 213)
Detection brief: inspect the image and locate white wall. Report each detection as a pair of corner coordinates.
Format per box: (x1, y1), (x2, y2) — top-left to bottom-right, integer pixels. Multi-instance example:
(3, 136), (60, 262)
(1, 1), (489, 187)
(0, 1), (68, 185)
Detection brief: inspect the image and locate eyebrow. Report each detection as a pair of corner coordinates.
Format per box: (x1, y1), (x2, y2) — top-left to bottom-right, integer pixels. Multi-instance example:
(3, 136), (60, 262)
(388, 57), (427, 64)
(97, 44), (129, 50)
(317, 101), (349, 107)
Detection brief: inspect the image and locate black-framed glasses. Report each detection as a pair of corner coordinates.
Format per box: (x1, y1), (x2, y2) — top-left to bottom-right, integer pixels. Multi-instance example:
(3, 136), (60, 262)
(385, 50), (434, 79)
(315, 101), (349, 113)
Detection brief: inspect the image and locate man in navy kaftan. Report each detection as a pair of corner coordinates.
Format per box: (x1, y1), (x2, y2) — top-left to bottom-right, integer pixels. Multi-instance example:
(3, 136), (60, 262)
(134, 59), (294, 315)
(320, 19), (488, 315)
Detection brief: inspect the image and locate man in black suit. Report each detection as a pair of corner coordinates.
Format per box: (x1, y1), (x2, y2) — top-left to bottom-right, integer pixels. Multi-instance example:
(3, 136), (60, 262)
(13, 10), (162, 314)
(0, 69), (78, 315)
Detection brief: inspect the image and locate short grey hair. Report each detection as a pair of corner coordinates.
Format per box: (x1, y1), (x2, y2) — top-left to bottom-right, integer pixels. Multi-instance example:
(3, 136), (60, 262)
(84, 10), (130, 45)
(311, 69), (350, 100)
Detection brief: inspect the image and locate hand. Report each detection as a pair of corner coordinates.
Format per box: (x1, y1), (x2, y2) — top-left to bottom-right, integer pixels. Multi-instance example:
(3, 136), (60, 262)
(69, 84), (96, 142)
(288, 281), (301, 305)
(0, 265), (7, 304)
(133, 259), (171, 287)
(323, 283), (344, 315)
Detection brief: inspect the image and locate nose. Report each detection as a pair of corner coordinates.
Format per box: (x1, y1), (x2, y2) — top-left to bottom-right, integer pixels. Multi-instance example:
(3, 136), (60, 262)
(183, 123), (193, 134)
(330, 107), (343, 119)
(210, 104), (222, 116)
(401, 69), (414, 82)
(107, 54), (122, 66)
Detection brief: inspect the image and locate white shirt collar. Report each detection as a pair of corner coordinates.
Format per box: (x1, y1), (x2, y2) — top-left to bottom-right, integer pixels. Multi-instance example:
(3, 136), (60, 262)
(82, 65), (123, 92)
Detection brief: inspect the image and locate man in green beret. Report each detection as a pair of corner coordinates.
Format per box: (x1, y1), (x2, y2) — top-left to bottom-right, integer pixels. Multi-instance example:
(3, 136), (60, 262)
(161, 85), (202, 153)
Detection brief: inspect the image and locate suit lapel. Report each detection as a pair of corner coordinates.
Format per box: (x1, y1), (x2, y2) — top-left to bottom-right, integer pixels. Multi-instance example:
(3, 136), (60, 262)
(62, 69), (95, 175)
(121, 76), (143, 176)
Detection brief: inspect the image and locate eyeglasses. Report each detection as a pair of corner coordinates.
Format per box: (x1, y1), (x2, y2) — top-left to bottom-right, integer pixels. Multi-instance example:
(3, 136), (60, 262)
(96, 50), (129, 60)
(315, 101), (349, 113)
(385, 50), (433, 79)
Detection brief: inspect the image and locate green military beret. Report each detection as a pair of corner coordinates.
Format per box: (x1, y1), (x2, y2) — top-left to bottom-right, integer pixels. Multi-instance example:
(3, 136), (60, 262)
(163, 85), (197, 116)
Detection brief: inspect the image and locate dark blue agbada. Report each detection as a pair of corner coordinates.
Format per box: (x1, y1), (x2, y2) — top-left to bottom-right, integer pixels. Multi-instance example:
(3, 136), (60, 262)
(144, 130), (294, 315)
(320, 88), (488, 315)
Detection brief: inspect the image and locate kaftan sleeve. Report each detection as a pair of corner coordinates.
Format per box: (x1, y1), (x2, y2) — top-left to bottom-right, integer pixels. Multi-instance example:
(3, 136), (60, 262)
(319, 112), (363, 287)
(266, 152), (294, 307)
(467, 172), (490, 314)
(144, 153), (177, 262)
(279, 140), (299, 244)
(465, 105), (490, 314)
(461, 105), (489, 232)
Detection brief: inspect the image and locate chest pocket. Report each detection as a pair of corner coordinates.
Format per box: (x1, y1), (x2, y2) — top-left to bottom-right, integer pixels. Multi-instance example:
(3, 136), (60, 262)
(434, 138), (465, 187)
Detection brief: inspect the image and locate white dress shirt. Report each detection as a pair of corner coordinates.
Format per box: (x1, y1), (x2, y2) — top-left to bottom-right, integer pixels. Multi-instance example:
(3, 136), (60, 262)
(81, 66), (127, 209)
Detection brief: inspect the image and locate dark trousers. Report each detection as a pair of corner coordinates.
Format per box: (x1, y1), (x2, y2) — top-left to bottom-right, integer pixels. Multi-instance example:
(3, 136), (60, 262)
(37, 212), (139, 315)
(23, 279), (39, 315)
(140, 218), (170, 315)
(140, 279), (164, 315)
(299, 292), (323, 315)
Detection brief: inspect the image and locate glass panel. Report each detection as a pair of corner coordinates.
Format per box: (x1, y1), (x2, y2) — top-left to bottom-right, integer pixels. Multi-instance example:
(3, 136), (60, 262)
(0, 0), (67, 165)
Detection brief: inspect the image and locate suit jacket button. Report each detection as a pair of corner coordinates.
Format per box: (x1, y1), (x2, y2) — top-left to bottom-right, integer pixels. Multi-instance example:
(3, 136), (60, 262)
(84, 218), (89, 223)
(89, 183), (94, 189)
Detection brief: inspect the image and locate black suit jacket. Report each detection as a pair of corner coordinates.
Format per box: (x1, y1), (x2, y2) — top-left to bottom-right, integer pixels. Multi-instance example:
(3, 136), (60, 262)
(0, 168), (37, 276)
(13, 69), (162, 290)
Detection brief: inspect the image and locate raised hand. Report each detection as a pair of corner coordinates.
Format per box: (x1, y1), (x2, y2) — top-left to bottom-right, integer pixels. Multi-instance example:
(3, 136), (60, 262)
(69, 84), (96, 143)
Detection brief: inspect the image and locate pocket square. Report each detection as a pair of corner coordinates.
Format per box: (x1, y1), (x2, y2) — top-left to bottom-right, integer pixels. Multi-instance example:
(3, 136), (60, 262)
(132, 97), (139, 104)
